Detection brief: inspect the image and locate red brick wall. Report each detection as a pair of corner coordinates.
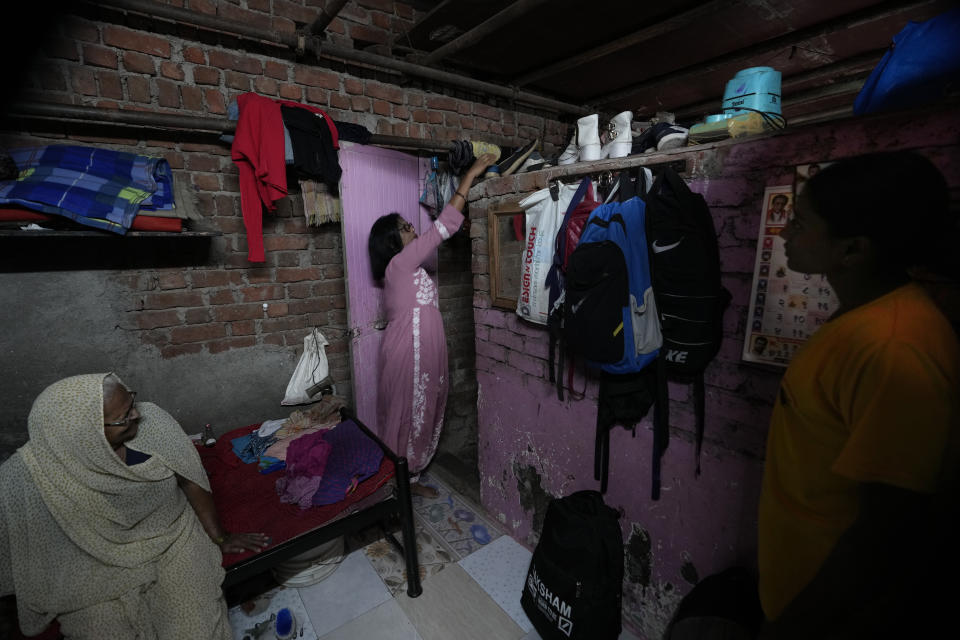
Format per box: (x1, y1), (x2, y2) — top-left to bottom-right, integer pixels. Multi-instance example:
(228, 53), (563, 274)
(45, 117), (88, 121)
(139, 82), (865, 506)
(0, 0), (567, 455)
(20, 2), (567, 150)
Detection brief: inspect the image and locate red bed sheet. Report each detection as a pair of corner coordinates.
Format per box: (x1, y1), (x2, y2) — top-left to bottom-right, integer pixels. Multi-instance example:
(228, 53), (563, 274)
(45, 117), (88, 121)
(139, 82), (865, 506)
(198, 423), (396, 567)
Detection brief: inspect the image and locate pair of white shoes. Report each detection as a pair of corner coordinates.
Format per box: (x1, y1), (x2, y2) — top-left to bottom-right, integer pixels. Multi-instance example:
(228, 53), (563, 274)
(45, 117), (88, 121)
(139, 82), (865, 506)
(558, 111), (633, 165)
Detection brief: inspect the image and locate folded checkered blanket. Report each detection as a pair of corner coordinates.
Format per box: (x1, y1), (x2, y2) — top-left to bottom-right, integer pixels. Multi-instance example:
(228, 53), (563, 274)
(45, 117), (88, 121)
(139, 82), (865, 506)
(0, 145), (173, 233)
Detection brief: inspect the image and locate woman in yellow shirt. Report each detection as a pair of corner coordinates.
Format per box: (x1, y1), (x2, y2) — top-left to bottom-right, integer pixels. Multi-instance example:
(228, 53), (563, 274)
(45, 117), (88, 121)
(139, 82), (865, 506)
(758, 151), (959, 639)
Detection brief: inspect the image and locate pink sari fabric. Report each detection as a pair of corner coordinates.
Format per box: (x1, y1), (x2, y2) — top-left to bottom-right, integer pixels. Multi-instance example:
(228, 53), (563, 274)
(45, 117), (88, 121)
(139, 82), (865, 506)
(376, 204), (463, 474)
(275, 431), (332, 509)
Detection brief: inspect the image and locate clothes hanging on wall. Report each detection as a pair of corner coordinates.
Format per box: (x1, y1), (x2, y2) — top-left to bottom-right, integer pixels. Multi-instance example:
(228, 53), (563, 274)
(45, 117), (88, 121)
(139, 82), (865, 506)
(231, 93), (340, 262)
(280, 105), (341, 190)
(419, 163), (459, 218)
(299, 179), (341, 226)
(221, 99), (294, 163)
(332, 121), (372, 145)
(223, 99), (370, 148)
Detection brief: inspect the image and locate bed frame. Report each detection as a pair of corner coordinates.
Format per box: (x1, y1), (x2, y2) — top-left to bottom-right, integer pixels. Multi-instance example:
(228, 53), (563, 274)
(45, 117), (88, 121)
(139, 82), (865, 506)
(219, 409), (422, 598)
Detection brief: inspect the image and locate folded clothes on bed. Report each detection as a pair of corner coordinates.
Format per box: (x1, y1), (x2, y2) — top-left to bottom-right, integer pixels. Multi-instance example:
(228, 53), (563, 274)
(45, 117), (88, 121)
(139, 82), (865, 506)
(258, 456), (285, 474)
(198, 419), (397, 567)
(256, 418), (287, 438)
(276, 475), (322, 509)
(311, 419), (383, 506)
(285, 430), (332, 478)
(262, 424), (328, 461)
(231, 432), (278, 464)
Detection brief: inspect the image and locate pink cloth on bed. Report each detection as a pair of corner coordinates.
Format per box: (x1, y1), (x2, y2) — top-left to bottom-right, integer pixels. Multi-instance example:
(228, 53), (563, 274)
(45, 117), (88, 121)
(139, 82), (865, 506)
(376, 204), (462, 474)
(276, 475), (322, 509)
(263, 424), (327, 461)
(275, 431), (333, 508)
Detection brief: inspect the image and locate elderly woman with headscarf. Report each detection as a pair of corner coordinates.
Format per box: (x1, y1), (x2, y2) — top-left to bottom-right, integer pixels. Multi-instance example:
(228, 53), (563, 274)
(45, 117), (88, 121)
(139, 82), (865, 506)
(0, 373), (269, 639)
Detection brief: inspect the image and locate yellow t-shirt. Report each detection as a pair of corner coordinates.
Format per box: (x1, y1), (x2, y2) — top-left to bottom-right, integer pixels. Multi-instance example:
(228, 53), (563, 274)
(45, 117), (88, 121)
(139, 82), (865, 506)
(757, 282), (959, 620)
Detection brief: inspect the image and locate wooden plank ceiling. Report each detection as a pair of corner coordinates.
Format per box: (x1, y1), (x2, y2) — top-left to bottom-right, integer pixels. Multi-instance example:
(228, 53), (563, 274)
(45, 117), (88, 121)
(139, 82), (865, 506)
(398, 0), (954, 124)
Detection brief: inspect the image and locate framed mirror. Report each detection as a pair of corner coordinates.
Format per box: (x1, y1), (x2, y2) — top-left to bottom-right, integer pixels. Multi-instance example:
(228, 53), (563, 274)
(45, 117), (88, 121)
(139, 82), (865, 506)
(488, 204), (524, 310)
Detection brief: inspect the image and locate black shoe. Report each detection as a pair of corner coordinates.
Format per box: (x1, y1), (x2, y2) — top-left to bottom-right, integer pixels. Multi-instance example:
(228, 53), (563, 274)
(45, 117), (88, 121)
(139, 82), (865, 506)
(632, 122), (674, 154)
(655, 125), (688, 151)
(496, 138), (539, 177)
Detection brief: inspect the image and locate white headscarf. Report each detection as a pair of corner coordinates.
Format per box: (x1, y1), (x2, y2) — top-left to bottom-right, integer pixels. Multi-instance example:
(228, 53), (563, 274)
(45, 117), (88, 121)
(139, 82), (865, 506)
(0, 373), (216, 634)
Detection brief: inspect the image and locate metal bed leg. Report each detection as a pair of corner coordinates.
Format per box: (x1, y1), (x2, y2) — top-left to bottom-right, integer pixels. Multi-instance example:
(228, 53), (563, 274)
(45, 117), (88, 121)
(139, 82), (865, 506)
(394, 457), (423, 597)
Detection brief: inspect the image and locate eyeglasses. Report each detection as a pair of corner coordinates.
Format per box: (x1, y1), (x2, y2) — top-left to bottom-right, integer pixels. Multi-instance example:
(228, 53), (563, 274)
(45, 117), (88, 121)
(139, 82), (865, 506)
(105, 391), (138, 427)
(398, 219), (414, 232)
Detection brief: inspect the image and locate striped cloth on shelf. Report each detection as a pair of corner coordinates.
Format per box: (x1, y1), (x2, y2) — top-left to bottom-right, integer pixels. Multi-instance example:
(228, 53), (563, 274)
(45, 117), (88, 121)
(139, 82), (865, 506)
(0, 145), (174, 233)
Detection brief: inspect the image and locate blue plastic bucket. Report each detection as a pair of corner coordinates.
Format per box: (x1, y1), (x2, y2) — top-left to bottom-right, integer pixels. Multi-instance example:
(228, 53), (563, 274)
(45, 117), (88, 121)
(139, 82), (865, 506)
(704, 113), (733, 124)
(722, 67), (782, 116)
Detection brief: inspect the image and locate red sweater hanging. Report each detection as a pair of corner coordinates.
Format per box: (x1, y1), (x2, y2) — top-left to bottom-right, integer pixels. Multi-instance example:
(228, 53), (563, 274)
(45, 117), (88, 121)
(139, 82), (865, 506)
(231, 93), (339, 262)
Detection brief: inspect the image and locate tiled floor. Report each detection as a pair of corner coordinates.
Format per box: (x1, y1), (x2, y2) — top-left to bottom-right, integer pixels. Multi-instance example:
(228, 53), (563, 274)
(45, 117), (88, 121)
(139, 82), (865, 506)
(228, 471), (642, 640)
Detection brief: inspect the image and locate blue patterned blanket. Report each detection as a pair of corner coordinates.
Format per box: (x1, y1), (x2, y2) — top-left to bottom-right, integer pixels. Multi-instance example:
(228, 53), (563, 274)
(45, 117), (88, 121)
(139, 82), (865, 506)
(0, 145), (173, 233)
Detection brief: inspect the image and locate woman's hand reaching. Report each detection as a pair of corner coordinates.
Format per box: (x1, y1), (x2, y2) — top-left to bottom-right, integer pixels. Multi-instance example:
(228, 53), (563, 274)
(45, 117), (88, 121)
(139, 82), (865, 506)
(449, 152), (498, 213)
(468, 152), (498, 178)
(218, 531), (271, 554)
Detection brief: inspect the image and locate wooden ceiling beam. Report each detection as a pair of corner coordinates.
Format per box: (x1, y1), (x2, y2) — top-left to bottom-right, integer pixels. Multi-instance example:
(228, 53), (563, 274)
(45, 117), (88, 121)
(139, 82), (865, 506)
(512, 0), (724, 88)
(592, 0), (934, 108)
(422, 0), (552, 65)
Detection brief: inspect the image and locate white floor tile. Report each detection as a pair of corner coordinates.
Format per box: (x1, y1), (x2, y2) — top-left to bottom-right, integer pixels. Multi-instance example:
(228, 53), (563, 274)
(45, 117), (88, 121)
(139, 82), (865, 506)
(396, 563), (525, 640)
(318, 599), (422, 640)
(458, 534), (534, 633)
(229, 586), (318, 640)
(297, 548), (392, 637)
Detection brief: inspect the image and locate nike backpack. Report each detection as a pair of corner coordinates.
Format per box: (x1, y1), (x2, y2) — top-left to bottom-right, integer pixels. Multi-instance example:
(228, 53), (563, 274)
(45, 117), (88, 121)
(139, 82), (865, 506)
(564, 195), (662, 374)
(564, 196), (668, 498)
(545, 177), (601, 400)
(644, 167), (731, 475)
(521, 490), (624, 640)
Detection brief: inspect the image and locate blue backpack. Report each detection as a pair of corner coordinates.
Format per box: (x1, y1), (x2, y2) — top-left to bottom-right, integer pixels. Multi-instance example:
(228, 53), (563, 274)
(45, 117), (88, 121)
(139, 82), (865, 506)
(564, 196), (662, 374)
(564, 196), (666, 499)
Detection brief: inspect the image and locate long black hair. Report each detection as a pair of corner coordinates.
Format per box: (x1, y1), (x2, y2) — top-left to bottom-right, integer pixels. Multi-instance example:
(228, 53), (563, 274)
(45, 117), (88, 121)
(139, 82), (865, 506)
(804, 150), (957, 279)
(368, 213), (404, 281)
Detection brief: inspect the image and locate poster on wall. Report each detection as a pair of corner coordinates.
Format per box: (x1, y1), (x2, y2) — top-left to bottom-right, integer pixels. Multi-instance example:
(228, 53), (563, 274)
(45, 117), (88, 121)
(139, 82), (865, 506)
(742, 178), (839, 367)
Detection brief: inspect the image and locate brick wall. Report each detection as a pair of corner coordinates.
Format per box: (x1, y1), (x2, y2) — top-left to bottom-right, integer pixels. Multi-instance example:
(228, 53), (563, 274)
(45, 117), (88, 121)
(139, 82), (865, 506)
(0, 0), (567, 459)
(18, 2), (568, 152)
(464, 104), (960, 639)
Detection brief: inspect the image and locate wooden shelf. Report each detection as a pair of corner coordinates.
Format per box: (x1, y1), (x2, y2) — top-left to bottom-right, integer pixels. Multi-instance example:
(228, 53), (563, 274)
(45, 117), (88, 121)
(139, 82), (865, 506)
(0, 229), (220, 237)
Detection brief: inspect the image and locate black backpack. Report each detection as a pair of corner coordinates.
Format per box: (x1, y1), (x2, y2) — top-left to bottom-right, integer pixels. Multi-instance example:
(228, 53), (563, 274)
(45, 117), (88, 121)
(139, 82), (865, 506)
(521, 490), (624, 640)
(563, 239), (630, 364)
(644, 167), (731, 475)
(546, 178), (601, 401)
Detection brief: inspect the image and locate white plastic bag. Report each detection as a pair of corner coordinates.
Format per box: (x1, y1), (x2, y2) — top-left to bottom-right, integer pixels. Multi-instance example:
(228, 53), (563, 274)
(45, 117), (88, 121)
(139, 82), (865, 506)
(516, 183), (577, 324)
(282, 328), (330, 405)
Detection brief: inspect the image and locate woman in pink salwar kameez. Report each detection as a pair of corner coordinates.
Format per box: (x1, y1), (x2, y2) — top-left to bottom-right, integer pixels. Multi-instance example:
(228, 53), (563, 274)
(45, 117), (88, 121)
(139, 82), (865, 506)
(368, 153), (494, 496)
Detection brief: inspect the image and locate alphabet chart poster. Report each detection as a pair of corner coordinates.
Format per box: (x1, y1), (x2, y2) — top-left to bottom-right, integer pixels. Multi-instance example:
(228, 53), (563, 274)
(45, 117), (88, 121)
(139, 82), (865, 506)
(741, 183), (839, 366)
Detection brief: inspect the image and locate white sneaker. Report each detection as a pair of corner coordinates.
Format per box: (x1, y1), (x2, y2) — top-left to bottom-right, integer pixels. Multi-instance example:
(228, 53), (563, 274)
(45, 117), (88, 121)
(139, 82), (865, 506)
(519, 152), (550, 172)
(558, 130), (578, 165)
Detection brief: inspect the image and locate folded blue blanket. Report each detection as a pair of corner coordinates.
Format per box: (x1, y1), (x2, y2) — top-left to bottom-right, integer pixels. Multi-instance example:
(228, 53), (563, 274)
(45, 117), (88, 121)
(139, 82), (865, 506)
(0, 145), (173, 233)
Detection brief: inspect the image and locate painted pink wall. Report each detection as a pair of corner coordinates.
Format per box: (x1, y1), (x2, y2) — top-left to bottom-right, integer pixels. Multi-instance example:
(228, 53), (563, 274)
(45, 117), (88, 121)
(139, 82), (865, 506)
(471, 104), (960, 639)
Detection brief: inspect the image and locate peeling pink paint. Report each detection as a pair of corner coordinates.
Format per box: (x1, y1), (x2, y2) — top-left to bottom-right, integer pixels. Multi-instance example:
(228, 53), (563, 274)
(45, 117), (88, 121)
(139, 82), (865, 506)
(472, 104), (960, 639)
